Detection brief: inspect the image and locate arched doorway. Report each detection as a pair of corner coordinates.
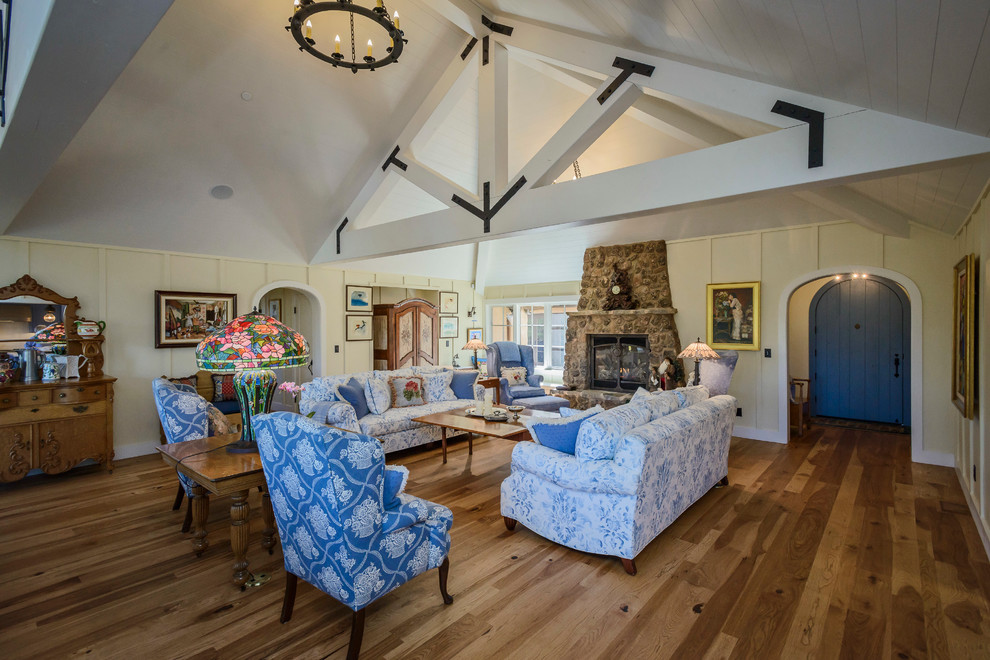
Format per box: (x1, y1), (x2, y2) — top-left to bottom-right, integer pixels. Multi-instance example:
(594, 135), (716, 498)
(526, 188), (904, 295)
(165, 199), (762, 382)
(252, 280), (326, 388)
(777, 267), (935, 464)
(809, 274), (910, 426)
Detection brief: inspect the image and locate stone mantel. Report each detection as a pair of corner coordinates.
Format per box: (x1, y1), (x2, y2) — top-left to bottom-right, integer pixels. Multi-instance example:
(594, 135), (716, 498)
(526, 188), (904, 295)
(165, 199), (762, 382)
(568, 307), (677, 317)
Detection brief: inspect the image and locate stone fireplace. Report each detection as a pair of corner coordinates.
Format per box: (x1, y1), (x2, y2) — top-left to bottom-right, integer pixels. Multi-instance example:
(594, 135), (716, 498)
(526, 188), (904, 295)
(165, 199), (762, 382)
(558, 240), (682, 409)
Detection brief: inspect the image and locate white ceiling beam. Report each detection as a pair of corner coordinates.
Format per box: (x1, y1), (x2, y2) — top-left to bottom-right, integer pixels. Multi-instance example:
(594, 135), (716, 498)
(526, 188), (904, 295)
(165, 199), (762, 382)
(494, 19), (863, 129)
(417, 0), (489, 38)
(473, 241), (491, 294)
(313, 107), (990, 262)
(522, 79), (643, 189)
(330, 49), (478, 237)
(351, 172), (402, 229)
(478, 39), (509, 193)
(389, 155), (478, 206)
(794, 189), (913, 238)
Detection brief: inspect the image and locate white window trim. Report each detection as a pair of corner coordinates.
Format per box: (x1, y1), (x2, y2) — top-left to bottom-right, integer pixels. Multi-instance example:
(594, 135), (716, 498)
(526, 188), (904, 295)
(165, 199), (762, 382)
(486, 299), (578, 376)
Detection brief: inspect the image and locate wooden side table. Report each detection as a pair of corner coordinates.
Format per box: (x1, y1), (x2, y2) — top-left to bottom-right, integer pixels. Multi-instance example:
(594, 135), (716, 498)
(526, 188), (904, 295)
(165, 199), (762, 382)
(477, 376), (501, 404)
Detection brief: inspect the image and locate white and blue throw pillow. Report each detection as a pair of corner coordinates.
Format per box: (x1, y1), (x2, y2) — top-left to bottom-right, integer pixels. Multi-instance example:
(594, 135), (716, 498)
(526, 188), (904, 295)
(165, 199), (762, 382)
(523, 405), (603, 455)
(422, 370), (456, 403)
(364, 377), (392, 415)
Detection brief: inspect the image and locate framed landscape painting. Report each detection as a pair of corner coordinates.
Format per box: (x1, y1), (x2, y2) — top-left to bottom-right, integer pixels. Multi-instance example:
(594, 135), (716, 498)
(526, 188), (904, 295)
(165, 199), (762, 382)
(439, 291), (458, 315)
(346, 285), (373, 313)
(155, 291), (237, 348)
(440, 316), (458, 339)
(346, 315), (373, 341)
(706, 282), (760, 351)
(952, 254), (976, 418)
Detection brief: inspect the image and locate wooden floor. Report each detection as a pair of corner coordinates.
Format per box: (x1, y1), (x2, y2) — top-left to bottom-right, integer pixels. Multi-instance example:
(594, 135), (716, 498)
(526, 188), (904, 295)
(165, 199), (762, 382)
(2, 426), (990, 659)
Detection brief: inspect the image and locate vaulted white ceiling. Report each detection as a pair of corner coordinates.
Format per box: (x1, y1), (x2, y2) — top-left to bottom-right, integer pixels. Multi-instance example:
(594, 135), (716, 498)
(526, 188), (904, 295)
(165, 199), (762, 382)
(1, 0), (989, 286)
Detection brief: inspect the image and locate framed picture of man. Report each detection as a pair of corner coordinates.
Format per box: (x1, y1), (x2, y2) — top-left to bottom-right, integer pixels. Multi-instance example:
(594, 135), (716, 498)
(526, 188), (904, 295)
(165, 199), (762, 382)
(707, 282), (760, 351)
(952, 254), (976, 418)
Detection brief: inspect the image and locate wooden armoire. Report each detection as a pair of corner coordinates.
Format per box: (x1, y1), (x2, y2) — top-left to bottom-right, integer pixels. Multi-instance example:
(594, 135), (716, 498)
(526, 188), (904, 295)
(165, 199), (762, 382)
(372, 299), (439, 370)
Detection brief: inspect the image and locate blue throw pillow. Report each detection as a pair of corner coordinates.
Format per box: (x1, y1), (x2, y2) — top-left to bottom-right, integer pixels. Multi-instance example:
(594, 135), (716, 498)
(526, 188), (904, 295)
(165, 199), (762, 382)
(336, 377), (370, 419)
(450, 370), (478, 400)
(383, 465), (409, 509)
(522, 406), (602, 455)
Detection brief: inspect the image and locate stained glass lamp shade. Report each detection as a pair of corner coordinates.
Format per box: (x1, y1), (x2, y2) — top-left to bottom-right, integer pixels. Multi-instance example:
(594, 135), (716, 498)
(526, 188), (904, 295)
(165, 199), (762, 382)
(29, 323), (67, 349)
(196, 310), (310, 453)
(677, 337), (720, 387)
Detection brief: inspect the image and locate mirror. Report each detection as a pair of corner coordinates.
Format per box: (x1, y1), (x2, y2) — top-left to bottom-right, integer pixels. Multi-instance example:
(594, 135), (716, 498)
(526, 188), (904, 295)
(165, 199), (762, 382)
(0, 297), (65, 349)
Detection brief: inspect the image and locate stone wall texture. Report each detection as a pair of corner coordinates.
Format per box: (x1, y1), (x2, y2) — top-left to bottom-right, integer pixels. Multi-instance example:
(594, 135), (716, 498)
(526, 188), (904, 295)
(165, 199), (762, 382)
(562, 240), (683, 393)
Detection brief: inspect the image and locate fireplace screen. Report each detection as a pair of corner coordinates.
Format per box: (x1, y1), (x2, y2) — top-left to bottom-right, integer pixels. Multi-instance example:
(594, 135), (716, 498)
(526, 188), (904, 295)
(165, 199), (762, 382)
(589, 335), (650, 391)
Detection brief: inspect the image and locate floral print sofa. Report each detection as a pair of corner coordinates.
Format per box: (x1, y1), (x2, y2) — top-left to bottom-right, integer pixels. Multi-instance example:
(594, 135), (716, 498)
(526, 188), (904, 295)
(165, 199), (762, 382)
(501, 386), (736, 574)
(299, 366), (484, 454)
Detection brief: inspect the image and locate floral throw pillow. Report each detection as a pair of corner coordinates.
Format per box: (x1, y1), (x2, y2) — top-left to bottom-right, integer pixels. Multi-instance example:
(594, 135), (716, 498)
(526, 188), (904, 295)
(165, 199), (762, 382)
(423, 370), (456, 403)
(388, 376), (426, 408)
(501, 366), (528, 387)
(364, 377), (392, 415)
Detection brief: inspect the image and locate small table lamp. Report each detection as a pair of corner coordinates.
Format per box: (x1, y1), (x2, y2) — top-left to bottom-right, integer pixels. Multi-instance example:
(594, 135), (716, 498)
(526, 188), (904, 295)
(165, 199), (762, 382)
(677, 337), (720, 387)
(462, 338), (487, 371)
(196, 309), (310, 453)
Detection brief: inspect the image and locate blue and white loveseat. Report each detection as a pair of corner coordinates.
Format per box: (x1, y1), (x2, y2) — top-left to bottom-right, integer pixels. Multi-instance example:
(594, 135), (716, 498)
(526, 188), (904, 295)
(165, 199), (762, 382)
(299, 366), (484, 454)
(501, 386), (736, 574)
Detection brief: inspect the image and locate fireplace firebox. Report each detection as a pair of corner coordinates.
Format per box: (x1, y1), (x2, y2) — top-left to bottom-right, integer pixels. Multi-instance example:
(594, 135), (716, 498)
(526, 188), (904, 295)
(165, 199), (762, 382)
(589, 335), (650, 391)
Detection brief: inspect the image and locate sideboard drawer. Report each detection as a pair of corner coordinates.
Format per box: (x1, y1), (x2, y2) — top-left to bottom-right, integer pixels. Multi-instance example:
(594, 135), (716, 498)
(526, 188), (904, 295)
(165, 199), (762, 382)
(53, 385), (106, 404)
(18, 390), (51, 406)
(0, 392), (15, 409)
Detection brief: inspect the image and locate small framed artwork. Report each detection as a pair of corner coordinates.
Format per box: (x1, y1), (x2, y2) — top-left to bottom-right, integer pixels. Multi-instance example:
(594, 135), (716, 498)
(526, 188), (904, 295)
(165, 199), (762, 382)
(952, 254), (977, 419)
(155, 291), (237, 348)
(439, 291), (458, 315)
(346, 315), (373, 341)
(440, 316), (458, 339)
(706, 282), (760, 351)
(346, 285), (373, 313)
(268, 298), (282, 322)
(467, 327), (483, 343)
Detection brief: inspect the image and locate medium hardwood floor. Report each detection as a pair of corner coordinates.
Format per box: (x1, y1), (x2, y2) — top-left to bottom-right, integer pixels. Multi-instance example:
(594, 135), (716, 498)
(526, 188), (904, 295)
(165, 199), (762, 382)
(2, 426), (989, 659)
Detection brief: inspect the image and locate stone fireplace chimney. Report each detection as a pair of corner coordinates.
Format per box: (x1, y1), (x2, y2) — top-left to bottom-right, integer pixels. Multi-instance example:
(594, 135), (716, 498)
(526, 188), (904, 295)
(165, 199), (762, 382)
(559, 240), (682, 408)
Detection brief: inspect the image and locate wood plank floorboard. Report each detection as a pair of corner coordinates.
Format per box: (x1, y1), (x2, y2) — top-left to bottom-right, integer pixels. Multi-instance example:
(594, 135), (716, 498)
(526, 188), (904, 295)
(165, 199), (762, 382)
(1, 427), (989, 659)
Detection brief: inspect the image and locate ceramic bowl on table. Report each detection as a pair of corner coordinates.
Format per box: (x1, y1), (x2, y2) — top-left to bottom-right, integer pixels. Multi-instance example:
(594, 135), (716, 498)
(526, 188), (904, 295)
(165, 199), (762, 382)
(506, 405), (525, 421)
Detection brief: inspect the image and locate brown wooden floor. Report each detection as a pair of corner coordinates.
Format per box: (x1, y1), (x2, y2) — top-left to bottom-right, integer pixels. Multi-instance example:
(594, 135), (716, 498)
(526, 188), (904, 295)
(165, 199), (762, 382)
(2, 425), (989, 659)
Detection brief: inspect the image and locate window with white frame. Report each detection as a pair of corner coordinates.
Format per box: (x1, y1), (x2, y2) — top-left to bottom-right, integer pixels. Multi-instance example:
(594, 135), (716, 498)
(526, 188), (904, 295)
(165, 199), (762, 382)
(487, 300), (577, 371)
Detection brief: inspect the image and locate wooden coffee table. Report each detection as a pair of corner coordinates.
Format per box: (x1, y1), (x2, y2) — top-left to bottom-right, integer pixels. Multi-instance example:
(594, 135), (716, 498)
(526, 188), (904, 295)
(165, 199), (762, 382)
(411, 406), (531, 463)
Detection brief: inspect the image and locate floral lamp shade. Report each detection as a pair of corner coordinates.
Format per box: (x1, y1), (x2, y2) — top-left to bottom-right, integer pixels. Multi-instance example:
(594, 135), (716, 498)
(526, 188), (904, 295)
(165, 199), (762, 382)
(31, 323), (66, 344)
(677, 337), (720, 387)
(196, 310), (310, 452)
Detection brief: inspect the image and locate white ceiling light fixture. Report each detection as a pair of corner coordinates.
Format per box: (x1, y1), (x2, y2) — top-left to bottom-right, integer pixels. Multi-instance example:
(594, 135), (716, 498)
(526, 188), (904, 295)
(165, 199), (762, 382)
(286, 0), (405, 74)
(210, 185), (234, 200)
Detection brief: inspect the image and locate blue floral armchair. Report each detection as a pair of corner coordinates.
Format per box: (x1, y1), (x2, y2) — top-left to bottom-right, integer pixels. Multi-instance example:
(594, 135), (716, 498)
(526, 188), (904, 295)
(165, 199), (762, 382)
(252, 412), (454, 658)
(486, 341), (565, 412)
(151, 377), (231, 532)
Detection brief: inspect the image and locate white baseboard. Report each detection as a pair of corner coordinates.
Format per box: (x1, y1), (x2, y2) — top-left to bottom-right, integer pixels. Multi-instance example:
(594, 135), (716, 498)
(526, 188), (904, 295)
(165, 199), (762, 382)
(733, 426), (785, 443)
(913, 450), (955, 468)
(114, 440), (160, 461)
(956, 466), (990, 562)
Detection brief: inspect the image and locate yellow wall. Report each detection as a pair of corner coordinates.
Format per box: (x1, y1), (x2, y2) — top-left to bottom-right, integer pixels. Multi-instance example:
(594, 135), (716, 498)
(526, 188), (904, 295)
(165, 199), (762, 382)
(953, 183), (990, 549)
(787, 276), (831, 380)
(488, 221), (958, 460)
(0, 236), (480, 459)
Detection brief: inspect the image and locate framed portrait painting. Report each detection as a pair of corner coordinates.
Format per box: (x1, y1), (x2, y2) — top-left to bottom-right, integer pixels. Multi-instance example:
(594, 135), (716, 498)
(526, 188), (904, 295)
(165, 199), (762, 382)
(155, 291), (237, 348)
(440, 316), (458, 339)
(952, 254), (976, 418)
(439, 291), (458, 315)
(346, 285), (373, 313)
(706, 282), (760, 351)
(268, 298), (282, 322)
(346, 315), (373, 341)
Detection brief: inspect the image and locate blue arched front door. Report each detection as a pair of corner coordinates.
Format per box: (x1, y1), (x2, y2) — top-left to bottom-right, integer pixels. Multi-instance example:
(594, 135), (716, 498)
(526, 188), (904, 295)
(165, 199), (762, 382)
(809, 276), (910, 425)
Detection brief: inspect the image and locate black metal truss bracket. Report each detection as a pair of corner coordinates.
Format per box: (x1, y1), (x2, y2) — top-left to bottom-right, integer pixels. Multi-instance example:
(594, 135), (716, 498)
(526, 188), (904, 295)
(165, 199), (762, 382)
(381, 145), (407, 172)
(598, 56), (654, 105)
(482, 35), (489, 65)
(481, 15), (513, 36)
(460, 36), (477, 60)
(451, 176), (526, 234)
(335, 217), (349, 255)
(771, 100), (824, 168)
(0, 0), (11, 128)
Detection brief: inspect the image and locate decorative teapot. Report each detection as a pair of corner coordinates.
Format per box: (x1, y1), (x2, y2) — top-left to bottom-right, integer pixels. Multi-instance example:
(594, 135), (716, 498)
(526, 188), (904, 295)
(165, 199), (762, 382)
(75, 319), (106, 337)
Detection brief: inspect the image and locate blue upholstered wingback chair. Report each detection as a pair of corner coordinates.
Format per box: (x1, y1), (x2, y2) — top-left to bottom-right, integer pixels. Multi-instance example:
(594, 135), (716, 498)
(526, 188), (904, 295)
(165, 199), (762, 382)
(152, 377), (231, 532)
(253, 412), (454, 659)
(698, 349), (739, 396)
(486, 341), (565, 411)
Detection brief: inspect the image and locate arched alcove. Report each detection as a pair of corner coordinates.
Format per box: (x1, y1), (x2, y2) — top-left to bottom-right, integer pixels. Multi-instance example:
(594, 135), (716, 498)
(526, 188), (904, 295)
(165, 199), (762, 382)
(252, 280), (327, 379)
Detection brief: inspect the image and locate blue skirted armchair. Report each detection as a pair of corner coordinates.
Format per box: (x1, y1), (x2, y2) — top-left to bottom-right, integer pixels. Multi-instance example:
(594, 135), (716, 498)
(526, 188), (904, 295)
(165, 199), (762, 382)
(252, 412), (454, 659)
(486, 341), (566, 412)
(151, 377), (231, 532)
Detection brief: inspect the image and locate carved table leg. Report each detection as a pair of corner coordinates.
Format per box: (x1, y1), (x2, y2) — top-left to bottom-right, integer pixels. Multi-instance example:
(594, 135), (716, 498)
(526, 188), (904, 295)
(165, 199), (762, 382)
(191, 486), (210, 556)
(441, 427), (448, 464)
(262, 489), (276, 555)
(230, 490), (251, 589)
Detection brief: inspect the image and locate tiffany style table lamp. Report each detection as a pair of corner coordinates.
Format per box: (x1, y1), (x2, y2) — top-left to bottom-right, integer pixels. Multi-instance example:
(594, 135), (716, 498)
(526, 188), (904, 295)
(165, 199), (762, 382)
(196, 310), (310, 453)
(677, 337), (720, 387)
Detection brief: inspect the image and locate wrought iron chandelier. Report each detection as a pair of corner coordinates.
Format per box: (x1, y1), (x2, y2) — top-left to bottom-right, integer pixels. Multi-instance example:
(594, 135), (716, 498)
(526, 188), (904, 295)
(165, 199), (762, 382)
(286, 0), (406, 73)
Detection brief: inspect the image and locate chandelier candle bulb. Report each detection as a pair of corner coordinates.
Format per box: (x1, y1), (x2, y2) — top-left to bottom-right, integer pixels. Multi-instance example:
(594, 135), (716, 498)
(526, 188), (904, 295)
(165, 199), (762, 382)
(304, 19), (313, 39)
(393, 11), (400, 29)
(334, 34), (340, 54)
(367, 39), (373, 57)
(377, 0), (383, 6)
(293, 0), (301, 12)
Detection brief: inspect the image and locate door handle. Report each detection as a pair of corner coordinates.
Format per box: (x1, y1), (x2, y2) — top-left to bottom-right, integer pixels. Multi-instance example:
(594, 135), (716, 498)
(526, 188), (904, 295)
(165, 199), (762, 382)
(893, 354), (900, 378)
